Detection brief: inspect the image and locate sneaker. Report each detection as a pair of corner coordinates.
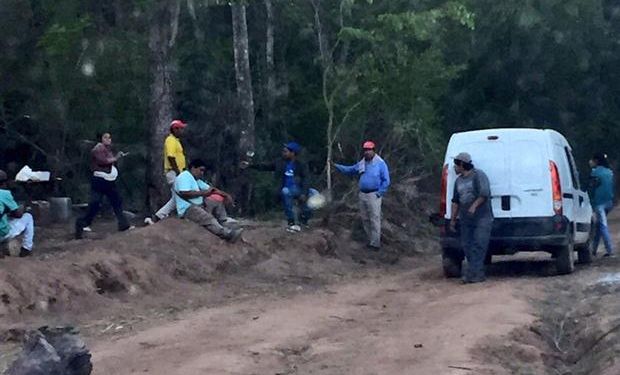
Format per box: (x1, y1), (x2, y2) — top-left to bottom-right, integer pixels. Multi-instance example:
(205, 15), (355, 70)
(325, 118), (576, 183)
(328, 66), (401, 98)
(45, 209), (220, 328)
(226, 228), (244, 243)
(19, 248), (32, 258)
(82, 226), (93, 232)
(604, 253), (615, 258)
(144, 217), (155, 225)
(222, 217), (239, 225)
(286, 224), (302, 233)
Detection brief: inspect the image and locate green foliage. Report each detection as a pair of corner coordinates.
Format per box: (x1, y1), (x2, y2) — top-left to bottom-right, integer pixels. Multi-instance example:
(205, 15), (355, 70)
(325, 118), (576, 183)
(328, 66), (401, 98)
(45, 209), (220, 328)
(322, 1), (474, 173)
(443, 0), (620, 171)
(38, 16), (91, 57)
(3, 0), (620, 213)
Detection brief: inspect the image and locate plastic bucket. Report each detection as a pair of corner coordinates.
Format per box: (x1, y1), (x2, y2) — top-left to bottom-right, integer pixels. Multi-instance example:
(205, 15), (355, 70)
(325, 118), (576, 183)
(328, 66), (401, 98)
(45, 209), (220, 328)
(49, 197), (73, 222)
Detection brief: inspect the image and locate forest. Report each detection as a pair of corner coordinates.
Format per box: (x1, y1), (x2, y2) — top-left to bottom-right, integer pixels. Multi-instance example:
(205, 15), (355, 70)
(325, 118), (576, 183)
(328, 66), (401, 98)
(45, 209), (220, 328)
(2, 0), (619, 214)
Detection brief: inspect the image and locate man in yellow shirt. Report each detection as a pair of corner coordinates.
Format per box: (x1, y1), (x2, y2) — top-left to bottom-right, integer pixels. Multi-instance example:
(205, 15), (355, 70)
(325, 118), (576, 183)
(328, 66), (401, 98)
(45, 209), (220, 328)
(148, 120), (187, 222)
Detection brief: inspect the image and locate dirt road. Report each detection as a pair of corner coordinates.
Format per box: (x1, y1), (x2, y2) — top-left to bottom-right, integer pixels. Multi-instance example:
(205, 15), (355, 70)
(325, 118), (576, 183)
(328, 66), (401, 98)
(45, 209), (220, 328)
(91, 259), (545, 375)
(4, 212), (617, 374)
(89, 211), (620, 375)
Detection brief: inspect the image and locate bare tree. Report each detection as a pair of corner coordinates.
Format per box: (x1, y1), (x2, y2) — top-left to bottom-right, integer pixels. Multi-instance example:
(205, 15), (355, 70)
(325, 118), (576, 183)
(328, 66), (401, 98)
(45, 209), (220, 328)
(310, 0), (361, 201)
(148, 0), (181, 209)
(264, 0), (276, 127)
(187, 0), (205, 42)
(232, 2), (256, 159)
(231, 2), (256, 213)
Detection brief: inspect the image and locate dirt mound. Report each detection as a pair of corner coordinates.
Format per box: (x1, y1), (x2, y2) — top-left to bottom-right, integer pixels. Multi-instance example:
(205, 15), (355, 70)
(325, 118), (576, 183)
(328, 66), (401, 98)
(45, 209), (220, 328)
(478, 261), (620, 375)
(323, 180), (438, 256)
(0, 219), (334, 320)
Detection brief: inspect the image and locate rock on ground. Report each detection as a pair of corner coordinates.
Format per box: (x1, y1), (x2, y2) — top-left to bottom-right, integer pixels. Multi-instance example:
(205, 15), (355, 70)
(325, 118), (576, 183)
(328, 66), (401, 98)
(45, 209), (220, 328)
(6, 326), (92, 375)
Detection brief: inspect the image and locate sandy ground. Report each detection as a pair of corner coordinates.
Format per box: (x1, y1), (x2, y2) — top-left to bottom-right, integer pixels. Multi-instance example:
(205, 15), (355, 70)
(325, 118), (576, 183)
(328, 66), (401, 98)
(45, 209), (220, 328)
(4, 210), (620, 374)
(90, 257), (544, 375)
(89, 211), (620, 375)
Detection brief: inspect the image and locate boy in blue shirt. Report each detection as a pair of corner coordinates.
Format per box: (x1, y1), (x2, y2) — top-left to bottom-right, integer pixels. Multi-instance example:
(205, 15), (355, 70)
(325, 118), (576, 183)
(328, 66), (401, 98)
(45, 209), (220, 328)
(334, 141), (390, 249)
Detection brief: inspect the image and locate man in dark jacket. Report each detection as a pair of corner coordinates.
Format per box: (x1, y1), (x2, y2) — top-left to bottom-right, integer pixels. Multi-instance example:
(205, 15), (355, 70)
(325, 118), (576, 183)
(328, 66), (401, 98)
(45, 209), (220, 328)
(244, 142), (311, 232)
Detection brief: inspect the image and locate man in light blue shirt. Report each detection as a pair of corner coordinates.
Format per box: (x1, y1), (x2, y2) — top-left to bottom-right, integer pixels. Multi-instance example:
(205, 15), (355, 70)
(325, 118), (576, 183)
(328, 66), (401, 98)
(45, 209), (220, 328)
(334, 141), (390, 249)
(175, 159), (243, 243)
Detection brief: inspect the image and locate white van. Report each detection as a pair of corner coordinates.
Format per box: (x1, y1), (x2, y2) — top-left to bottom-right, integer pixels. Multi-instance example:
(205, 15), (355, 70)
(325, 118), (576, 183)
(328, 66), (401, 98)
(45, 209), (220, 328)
(436, 128), (592, 276)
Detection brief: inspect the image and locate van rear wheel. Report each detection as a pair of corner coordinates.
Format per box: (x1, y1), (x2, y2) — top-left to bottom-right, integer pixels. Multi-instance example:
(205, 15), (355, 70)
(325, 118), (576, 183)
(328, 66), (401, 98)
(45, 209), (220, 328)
(442, 249), (462, 278)
(555, 241), (575, 275)
(576, 240), (593, 264)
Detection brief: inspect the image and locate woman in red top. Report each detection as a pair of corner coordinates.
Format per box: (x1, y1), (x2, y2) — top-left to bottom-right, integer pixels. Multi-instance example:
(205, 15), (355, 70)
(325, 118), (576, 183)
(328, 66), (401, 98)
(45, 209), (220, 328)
(75, 132), (131, 239)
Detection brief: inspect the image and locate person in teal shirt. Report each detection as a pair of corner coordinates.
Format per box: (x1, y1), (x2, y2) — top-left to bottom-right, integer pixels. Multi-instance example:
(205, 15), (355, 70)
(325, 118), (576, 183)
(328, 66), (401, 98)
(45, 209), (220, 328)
(0, 170), (35, 257)
(174, 159), (243, 243)
(589, 153), (615, 257)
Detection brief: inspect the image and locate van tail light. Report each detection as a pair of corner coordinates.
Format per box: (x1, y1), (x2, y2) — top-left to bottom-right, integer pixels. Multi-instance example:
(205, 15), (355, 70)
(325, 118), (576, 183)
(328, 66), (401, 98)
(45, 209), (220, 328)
(440, 164), (448, 217)
(550, 161), (563, 216)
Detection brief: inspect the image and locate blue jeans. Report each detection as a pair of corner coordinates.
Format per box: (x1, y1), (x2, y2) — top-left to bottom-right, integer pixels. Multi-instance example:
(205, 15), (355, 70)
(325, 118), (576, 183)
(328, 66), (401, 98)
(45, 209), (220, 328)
(593, 202), (614, 255)
(281, 186), (313, 224)
(460, 217), (493, 281)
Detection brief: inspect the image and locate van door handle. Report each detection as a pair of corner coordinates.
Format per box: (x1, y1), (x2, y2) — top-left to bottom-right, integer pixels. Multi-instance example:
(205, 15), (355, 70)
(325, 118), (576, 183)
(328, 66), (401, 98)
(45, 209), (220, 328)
(563, 193), (574, 199)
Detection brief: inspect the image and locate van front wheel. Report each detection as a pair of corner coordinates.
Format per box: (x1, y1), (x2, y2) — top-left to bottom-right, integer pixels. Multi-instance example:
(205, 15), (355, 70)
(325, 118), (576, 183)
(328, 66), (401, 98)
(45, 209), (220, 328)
(555, 241), (575, 275)
(442, 249), (463, 278)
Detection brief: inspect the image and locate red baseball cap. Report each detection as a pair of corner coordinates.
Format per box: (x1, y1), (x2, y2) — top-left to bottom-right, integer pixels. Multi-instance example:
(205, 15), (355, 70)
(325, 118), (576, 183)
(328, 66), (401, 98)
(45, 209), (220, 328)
(362, 140), (376, 150)
(170, 120), (187, 130)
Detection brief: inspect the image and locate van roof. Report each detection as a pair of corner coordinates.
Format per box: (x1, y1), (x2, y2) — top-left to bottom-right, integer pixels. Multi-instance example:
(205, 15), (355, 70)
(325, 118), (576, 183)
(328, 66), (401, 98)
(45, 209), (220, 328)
(450, 128), (567, 143)
(452, 128), (563, 138)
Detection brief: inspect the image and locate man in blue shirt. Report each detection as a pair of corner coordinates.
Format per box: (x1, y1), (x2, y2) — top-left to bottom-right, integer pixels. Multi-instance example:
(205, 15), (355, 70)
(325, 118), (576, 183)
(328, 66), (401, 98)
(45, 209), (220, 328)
(0, 170), (35, 257)
(175, 159), (243, 243)
(334, 141), (390, 249)
(242, 142), (312, 233)
(589, 153), (615, 257)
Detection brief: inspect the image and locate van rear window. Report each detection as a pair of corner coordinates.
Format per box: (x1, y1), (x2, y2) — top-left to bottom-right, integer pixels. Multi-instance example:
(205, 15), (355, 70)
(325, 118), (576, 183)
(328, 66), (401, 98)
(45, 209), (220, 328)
(509, 141), (545, 186)
(460, 141), (507, 187)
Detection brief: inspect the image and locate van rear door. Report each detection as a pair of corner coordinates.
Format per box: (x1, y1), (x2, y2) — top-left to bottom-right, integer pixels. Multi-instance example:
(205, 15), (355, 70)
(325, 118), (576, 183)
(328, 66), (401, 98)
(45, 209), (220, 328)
(449, 133), (512, 219)
(506, 133), (552, 218)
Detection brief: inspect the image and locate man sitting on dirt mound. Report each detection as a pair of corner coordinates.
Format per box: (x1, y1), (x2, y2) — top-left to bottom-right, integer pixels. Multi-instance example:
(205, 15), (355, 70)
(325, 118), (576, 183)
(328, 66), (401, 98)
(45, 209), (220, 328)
(0, 170), (35, 258)
(174, 159), (243, 243)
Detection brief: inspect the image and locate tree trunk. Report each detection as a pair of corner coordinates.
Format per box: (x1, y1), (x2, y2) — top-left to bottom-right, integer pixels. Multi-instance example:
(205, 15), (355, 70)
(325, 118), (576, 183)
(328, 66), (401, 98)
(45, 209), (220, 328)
(232, 3), (256, 158)
(264, 0), (276, 127)
(187, 0), (204, 42)
(147, 0), (179, 210)
(311, 0), (334, 201)
(232, 2), (255, 215)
